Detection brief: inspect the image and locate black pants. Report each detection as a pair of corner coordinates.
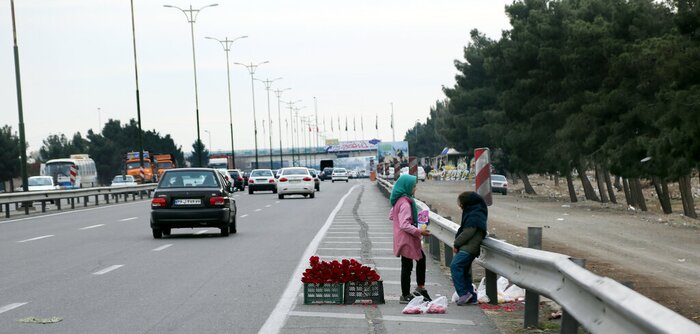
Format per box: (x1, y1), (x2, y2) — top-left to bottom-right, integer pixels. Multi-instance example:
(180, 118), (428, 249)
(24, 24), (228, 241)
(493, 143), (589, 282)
(400, 250), (426, 296)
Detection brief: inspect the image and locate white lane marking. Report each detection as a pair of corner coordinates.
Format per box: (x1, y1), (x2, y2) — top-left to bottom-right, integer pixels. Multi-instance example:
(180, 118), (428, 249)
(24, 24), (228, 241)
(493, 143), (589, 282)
(0, 303), (27, 315)
(79, 224), (105, 230)
(194, 230), (208, 235)
(92, 265), (124, 275)
(255, 209), (262, 212)
(383, 280), (441, 286)
(153, 244), (173, 251)
(326, 232), (356, 234)
(119, 217), (138, 222)
(318, 247), (393, 251)
(17, 235), (54, 243)
(287, 312), (475, 325)
(275, 201), (280, 204)
(265, 205), (272, 208)
(322, 241), (392, 244)
(259, 185), (358, 334)
(0, 201), (144, 225)
(319, 255), (397, 260)
(241, 214), (249, 218)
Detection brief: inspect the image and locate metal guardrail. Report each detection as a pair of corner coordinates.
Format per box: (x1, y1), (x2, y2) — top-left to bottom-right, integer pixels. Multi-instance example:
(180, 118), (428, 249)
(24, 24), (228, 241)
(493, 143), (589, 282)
(0, 184), (157, 218)
(376, 177), (700, 334)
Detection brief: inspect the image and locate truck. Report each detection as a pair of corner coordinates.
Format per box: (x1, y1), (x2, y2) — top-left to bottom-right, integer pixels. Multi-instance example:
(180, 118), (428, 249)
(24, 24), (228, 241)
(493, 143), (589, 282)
(319, 159), (334, 181)
(153, 154), (177, 179)
(125, 151), (156, 183)
(207, 155), (233, 169)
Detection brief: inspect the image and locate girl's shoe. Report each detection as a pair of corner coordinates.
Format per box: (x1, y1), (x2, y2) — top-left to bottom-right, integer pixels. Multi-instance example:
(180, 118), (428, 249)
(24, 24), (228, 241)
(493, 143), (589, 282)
(399, 294), (414, 304)
(413, 287), (432, 301)
(456, 292), (474, 306)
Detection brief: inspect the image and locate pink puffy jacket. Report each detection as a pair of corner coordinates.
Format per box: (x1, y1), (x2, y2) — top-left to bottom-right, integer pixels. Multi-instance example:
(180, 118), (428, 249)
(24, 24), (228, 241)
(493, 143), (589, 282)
(391, 196), (424, 260)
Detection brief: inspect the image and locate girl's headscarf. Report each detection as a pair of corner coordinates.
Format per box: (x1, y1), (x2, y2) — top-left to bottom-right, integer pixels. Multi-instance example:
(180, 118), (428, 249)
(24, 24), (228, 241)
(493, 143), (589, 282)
(390, 174), (419, 226)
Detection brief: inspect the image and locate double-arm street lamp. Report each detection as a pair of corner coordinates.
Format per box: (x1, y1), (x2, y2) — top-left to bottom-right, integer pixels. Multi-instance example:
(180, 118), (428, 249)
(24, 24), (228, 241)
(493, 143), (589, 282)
(255, 77), (282, 169)
(163, 3), (218, 167)
(234, 61), (269, 169)
(205, 35), (247, 168)
(274, 88), (291, 167)
(283, 100), (302, 166)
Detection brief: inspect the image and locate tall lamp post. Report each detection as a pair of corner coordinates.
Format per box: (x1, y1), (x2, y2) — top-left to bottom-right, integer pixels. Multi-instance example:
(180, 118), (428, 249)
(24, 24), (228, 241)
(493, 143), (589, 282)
(164, 3), (218, 167)
(274, 88), (291, 167)
(130, 0), (146, 182)
(10, 0), (28, 203)
(205, 35), (247, 169)
(234, 61), (269, 169)
(283, 100), (302, 166)
(256, 77), (282, 169)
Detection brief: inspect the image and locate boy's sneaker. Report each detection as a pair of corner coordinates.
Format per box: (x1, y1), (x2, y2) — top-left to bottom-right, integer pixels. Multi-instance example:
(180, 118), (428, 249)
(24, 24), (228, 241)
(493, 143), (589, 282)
(399, 294), (414, 304)
(466, 294), (479, 305)
(456, 292), (474, 306)
(413, 287), (432, 302)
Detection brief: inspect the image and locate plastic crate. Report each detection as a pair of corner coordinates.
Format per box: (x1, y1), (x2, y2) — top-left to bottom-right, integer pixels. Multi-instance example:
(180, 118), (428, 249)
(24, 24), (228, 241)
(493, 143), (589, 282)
(344, 280), (385, 304)
(303, 283), (345, 304)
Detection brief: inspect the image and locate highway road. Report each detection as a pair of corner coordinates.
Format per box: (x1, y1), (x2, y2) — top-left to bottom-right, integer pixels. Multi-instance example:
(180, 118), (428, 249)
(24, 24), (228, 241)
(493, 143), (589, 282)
(0, 179), (496, 334)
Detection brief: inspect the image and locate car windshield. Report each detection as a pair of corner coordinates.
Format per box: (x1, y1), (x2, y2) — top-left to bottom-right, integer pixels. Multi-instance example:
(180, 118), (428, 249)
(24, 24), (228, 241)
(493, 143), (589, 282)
(251, 170), (273, 177)
(492, 175), (507, 181)
(282, 168), (309, 176)
(127, 162), (151, 169)
(157, 162), (172, 168)
(334, 169), (346, 173)
(28, 177), (52, 186)
(112, 175), (134, 183)
(159, 171), (220, 188)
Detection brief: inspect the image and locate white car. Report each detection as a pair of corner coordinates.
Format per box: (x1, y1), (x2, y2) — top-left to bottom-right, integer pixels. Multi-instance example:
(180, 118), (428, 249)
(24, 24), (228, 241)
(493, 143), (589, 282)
(491, 174), (508, 195)
(332, 168), (349, 183)
(277, 167), (315, 199)
(27, 176), (59, 191)
(248, 169), (277, 194)
(111, 175), (138, 187)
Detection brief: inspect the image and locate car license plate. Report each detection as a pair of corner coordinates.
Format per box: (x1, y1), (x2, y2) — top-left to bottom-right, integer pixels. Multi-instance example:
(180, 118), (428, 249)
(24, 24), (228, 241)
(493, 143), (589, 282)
(174, 199), (201, 205)
(256, 178), (267, 182)
(290, 179), (301, 183)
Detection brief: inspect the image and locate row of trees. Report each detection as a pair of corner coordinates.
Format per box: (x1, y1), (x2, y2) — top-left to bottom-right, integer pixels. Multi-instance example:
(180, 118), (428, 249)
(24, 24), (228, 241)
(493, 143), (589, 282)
(1, 119), (189, 187)
(406, 0), (699, 218)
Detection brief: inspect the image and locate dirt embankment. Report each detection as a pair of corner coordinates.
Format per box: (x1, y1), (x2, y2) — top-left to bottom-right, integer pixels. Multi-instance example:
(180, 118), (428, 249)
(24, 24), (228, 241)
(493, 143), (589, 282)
(415, 175), (700, 324)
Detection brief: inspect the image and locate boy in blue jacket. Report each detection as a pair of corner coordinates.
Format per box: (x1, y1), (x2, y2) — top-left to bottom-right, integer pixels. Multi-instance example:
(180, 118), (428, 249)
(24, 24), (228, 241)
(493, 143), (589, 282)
(451, 191), (488, 305)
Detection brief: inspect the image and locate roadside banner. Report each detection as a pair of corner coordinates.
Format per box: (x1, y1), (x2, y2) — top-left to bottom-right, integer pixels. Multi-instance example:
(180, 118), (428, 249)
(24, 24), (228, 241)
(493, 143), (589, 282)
(474, 148), (493, 206)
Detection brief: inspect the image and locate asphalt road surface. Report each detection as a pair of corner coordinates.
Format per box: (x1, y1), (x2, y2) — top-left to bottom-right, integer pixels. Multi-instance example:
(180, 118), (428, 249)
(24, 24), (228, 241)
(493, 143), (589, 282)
(0, 180), (497, 334)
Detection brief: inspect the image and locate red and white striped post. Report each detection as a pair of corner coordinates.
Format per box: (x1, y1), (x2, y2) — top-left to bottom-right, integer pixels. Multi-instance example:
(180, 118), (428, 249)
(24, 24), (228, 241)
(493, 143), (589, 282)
(409, 156), (417, 176)
(139, 166), (146, 183)
(474, 147), (493, 206)
(69, 164), (78, 188)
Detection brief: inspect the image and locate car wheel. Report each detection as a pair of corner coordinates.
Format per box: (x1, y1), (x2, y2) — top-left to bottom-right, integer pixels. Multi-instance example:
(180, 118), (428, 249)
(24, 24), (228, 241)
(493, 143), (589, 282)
(332, 180), (335, 183)
(229, 214), (237, 234)
(162, 228), (171, 236)
(346, 180), (349, 183)
(220, 224), (230, 237)
(310, 192), (315, 199)
(278, 194), (284, 199)
(248, 188), (253, 194)
(152, 228), (162, 239)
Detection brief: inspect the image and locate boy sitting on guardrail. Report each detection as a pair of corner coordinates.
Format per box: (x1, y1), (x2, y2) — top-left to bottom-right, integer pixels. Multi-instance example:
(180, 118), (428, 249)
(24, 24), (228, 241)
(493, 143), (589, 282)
(451, 191), (488, 305)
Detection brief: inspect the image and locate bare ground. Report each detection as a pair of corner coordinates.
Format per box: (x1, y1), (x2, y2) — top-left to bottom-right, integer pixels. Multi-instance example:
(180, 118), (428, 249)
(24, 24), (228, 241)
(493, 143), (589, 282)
(414, 175), (700, 332)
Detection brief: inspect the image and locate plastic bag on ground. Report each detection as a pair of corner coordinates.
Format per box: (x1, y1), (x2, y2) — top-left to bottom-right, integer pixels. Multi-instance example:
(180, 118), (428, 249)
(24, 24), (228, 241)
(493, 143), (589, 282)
(402, 295), (428, 314)
(503, 284), (526, 302)
(426, 296), (448, 314)
(476, 277), (490, 303)
(451, 291), (459, 303)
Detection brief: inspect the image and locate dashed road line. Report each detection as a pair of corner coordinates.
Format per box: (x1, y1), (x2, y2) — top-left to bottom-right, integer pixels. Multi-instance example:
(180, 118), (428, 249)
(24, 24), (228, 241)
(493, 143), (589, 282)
(92, 265), (124, 275)
(0, 303), (27, 315)
(153, 244), (173, 251)
(265, 204), (272, 208)
(241, 214), (249, 218)
(17, 235), (54, 243)
(119, 217), (138, 222)
(79, 224), (105, 230)
(255, 209), (262, 212)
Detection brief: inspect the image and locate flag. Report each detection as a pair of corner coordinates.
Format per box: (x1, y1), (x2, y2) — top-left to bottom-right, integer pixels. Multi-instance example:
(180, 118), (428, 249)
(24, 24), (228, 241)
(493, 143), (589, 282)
(375, 114), (378, 130)
(323, 116), (326, 132)
(331, 117), (334, 132)
(345, 116), (348, 131)
(361, 115), (364, 131)
(353, 116), (356, 131)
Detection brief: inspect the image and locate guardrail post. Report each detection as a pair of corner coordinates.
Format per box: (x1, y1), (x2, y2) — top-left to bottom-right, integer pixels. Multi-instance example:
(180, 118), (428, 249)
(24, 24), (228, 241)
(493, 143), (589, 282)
(4, 204), (9, 218)
(429, 235), (440, 260)
(70, 198), (75, 209)
(84, 196), (88, 207)
(104, 194), (109, 204)
(485, 269), (498, 305)
(140, 191), (144, 200)
(524, 226), (543, 329)
(95, 195), (99, 206)
(560, 258), (585, 334)
(443, 242), (453, 267)
(56, 199), (61, 210)
(124, 193), (128, 202)
(41, 201), (46, 212)
(132, 192), (136, 201)
(115, 194), (119, 203)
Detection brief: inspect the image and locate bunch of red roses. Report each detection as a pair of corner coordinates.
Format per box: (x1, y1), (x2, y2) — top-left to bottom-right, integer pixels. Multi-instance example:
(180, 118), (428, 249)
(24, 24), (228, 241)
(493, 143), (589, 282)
(301, 256), (381, 284)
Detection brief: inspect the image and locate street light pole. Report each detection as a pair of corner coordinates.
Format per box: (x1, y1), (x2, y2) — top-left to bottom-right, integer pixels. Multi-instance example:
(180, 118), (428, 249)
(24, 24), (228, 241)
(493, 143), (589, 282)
(130, 0), (146, 181)
(10, 0), (28, 199)
(234, 61), (269, 169)
(164, 3), (218, 167)
(274, 88), (291, 167)
(256, 77), (282, 169)
(206, 35), (247, 169)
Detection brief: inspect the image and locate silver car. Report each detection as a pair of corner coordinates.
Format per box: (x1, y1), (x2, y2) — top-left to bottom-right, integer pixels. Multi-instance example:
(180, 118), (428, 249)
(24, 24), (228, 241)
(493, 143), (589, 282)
(332, 168), (349, 183)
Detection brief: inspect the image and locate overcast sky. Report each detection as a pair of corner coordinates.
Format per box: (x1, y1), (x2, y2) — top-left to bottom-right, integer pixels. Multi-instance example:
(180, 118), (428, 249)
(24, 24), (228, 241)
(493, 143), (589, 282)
(1, 1), (512, 154)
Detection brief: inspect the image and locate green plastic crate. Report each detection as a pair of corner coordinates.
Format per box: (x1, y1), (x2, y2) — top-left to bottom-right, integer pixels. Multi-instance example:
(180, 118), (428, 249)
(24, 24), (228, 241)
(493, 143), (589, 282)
(303, 283), (345, 304)
(344, 280), (385, 304)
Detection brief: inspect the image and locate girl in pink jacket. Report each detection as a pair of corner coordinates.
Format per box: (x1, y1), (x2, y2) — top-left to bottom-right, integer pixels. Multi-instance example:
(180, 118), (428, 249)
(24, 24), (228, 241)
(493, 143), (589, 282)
(390, 174), (432, 303)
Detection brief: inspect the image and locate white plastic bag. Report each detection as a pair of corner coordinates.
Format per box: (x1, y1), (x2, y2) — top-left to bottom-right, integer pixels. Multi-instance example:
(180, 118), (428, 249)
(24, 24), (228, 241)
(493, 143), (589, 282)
(476, 277), (490, 303)
(402, 295), (428, 314)
(451, 291), (459, 303)
(426, 296), (448, 314)
(503, 284), (526, 302)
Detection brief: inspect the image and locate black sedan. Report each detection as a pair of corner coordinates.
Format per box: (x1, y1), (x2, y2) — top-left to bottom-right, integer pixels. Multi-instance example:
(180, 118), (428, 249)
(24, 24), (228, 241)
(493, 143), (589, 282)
(150, 168), (237, 238)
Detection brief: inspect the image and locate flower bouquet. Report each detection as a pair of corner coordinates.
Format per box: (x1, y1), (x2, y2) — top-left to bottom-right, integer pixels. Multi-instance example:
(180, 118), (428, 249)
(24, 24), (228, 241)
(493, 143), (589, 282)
(301, 256), (384, 304)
